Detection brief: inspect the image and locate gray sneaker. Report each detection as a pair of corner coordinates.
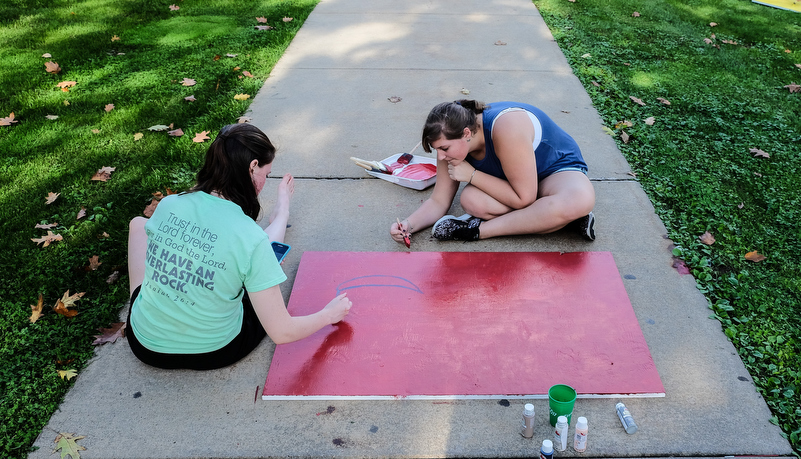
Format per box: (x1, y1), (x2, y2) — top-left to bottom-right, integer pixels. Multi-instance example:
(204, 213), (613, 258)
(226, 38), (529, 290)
(432, 214), (482, 241)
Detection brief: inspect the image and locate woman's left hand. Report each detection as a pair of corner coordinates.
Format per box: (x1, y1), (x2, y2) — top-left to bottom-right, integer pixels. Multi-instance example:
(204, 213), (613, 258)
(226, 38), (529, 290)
(447, 162), (475, 183)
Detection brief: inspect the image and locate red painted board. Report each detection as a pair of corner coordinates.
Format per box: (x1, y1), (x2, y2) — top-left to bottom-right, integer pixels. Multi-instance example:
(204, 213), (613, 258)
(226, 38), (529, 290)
(263, 252), (664, 399)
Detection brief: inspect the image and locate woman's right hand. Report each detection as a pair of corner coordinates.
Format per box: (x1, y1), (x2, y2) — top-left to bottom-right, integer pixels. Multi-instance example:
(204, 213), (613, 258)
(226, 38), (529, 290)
(323, 293), (352, 324)
(390, 219), (410, 244)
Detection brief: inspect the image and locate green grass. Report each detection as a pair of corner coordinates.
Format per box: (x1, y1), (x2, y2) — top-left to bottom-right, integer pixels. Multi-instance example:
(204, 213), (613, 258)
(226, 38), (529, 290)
(532, 0), (801, 452)
(0, 0), (317, 457)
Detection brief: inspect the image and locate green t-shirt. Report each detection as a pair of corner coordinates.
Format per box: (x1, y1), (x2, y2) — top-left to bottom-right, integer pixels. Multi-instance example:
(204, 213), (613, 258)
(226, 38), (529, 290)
(130, 192), (287, 354)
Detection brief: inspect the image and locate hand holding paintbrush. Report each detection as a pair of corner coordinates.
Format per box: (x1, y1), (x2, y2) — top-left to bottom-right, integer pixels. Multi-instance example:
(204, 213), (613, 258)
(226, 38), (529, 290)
(396, 218), (411, 248)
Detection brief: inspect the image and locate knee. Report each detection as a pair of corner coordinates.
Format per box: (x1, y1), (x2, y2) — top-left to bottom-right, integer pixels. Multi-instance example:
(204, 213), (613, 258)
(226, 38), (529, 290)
(459, 187), (487, 219)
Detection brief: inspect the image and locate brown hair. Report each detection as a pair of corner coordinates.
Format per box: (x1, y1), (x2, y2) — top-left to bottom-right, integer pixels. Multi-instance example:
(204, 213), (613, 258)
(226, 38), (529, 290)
(192, 124), (276, 220)
(421, 100), (489, 153)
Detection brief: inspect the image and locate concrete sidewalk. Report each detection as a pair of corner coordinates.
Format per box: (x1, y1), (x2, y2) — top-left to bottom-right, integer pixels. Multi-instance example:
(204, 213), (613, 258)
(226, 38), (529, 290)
(30, 0), (793, 457)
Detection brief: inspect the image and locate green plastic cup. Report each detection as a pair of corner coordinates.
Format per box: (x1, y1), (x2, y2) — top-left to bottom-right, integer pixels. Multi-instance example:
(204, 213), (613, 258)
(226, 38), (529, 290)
(548, 384), (577, 426)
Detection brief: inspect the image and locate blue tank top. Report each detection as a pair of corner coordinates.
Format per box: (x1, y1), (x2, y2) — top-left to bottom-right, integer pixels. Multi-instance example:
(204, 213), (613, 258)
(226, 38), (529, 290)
(465, 102), (586, 182)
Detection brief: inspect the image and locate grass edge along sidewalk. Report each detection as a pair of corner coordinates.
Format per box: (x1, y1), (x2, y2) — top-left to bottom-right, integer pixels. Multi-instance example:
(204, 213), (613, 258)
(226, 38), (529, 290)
(0, 1), (317, 457)
(532, 0), (801, 453)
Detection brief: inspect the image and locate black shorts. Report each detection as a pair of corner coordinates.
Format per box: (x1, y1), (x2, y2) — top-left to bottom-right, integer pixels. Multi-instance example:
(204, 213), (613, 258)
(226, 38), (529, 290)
(126, 286), (267, 370)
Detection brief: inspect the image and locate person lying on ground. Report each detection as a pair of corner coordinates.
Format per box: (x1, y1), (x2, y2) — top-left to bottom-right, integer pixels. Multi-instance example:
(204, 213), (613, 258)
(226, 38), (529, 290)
(126, 123), (351, 370)
(390, 100), (596, 243)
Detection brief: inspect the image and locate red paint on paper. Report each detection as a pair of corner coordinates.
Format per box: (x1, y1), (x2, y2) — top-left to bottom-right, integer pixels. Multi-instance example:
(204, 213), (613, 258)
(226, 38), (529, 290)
(264, 252), (664, 398)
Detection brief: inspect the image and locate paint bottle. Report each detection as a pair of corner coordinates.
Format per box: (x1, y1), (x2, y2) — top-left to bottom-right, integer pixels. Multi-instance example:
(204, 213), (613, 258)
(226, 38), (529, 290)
(540, 439), (554, 459)
(521, 403), (535, 438)
(553, 415), (569, 451)
(616, 402), (638, 434)
(573, 416), (588, 452)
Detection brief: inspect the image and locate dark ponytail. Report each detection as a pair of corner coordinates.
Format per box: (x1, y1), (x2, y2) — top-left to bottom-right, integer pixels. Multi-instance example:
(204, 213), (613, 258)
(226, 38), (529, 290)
(192, 124), (276, 220)
(421, 100), (489, 152)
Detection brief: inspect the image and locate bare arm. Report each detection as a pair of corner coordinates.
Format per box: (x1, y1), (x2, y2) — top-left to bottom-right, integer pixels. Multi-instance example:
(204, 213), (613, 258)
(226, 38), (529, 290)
(466, 112), (539, 209)
(248, 286), (351, 344)
(390, 158), (459, 243)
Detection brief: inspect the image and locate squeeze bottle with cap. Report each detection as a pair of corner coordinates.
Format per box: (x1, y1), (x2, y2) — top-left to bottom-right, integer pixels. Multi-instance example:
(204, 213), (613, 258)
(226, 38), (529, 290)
(573, 416), (588, 452)
(520, 403), (535, 438)
(553, 415), (569, 451)
(540, 439), (554, 459)
(616, 402), (638, 434)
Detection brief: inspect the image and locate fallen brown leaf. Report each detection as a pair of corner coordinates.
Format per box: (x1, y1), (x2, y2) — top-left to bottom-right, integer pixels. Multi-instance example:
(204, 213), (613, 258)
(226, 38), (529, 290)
(632, 11), (640, 16)
(181, 78), (196, 86)
(629, 96), (645, 106)
(32, 231), (63, 247)
(134, 132), (144, 141)
(104, 104), (114, 112)
(388, 96), (402, 103)
(45, 192), (60, 204)
(87, 255), (102, 271)
(645, 116), (655, 125)
(234, 94), (250, 101)
(107, 270), (120, 284)
(495, 40), (507, 46)
(709, 22), (717, 27)
(169, 4), (179, 11)
(256, 16), (268, 23)
(56, 81), (77, 91)
(242, 70), (254, 78)
(699, 231), (715, 245)
(283, 17), (293, 22)
(168, 128), (184, 137)
(657, 97), (671, 105)
(784, 83), (800, 93)
(750, 147), (769, 158)
(91, 166), (116, 181)
(45, 115), (59, 120)
(30, 293), (45, 323)
(237, 116), (252, 124)
(35, 222), (58, 229)
(193, 131), (210, 143)
(93, 322), (126, 345)
(53, 290), (84, 317)
(184, 95), (196, 102)
(77, 207), (87, 220)
(111, 35), (120, 41)
(45, 61), (61, 74)
(744, 250), (766, 262)
(620, 131), (630, 144)
(1, 112), (19, 126)
(255, 25), (274, 30)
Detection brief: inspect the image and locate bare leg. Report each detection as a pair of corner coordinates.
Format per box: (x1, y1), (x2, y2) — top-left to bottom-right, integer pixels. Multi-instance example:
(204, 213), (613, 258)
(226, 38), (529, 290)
(128, 216), (149, 296)
(264, 174), (294, 243)
(460, 171), (595, 239)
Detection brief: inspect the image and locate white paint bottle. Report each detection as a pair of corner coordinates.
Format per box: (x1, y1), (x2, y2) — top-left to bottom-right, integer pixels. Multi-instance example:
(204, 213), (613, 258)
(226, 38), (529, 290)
(553, 415), (569, 451)
(573, 416), (588, 452)
(521, 403), (535, 438)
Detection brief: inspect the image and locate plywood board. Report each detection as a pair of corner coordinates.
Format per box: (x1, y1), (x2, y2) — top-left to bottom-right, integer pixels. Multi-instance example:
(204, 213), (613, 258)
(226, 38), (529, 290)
(264, 251), (664, 399)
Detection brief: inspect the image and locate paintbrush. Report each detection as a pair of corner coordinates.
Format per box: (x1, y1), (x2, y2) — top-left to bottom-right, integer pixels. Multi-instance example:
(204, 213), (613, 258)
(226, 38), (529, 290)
(397, 218), (411, 248)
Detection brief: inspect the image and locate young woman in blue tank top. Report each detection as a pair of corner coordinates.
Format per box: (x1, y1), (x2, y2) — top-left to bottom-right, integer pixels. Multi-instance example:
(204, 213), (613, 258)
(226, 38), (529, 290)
(390, 100), (596, 243)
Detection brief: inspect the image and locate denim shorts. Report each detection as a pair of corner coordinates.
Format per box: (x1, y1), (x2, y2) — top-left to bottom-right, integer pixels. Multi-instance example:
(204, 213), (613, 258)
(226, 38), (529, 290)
(553, 166), (588, 175)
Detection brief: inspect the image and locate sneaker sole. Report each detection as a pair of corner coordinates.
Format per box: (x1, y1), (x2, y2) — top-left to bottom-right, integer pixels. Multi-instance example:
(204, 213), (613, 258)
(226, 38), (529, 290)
(584, 212), (596, 241)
